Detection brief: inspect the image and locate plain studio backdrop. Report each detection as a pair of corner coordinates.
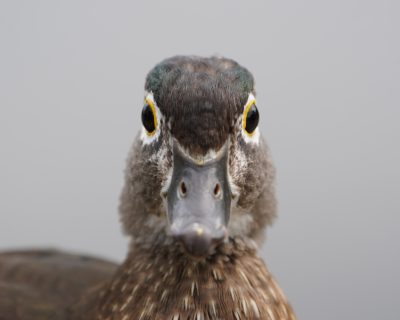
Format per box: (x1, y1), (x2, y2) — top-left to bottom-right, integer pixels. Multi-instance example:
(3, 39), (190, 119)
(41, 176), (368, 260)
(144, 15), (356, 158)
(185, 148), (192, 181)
(0, 1), (399, 319)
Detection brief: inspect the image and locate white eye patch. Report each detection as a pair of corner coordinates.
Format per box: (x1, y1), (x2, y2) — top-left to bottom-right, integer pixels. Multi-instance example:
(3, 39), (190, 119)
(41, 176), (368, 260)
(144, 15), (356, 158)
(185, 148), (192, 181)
(241, 93), (260, 145)
(140, 92), (163, 145)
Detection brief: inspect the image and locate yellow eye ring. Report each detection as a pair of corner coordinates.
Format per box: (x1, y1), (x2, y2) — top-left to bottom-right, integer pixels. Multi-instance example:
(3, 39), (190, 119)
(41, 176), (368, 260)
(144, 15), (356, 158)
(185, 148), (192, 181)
(242, 98), (259, 136)
(142, 97), (158, 136)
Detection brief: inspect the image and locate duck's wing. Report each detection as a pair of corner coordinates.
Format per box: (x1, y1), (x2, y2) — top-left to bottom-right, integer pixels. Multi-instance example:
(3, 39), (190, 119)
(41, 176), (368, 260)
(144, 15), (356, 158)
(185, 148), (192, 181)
(0, 249), (118, 320)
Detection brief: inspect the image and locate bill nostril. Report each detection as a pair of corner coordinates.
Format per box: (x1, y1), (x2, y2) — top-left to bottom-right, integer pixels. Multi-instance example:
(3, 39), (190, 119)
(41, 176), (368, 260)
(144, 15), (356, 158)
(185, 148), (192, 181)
(213, 183), (222, 198)
(178, 181), (187, 198)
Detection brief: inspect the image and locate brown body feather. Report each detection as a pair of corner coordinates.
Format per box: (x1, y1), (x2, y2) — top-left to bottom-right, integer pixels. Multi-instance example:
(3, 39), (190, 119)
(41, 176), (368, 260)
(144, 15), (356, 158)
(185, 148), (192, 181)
(0, 250), (117, 320)
(88, 238), (294, 320)
(0, 244), (294, 320)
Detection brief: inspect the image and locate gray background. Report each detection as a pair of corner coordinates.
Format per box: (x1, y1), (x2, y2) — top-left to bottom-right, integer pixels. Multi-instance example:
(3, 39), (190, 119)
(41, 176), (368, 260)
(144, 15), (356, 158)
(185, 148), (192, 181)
(0, 1), (399, 319)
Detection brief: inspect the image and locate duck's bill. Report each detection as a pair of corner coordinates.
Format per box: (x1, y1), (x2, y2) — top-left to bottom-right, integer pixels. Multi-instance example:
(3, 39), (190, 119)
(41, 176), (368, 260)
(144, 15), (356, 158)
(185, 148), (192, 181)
(166, 141), (231, 257)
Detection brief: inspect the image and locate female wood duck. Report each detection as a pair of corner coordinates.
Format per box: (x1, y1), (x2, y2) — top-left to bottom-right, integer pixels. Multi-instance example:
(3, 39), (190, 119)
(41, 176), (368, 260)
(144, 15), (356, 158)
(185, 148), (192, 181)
(0, 56), (296, 320)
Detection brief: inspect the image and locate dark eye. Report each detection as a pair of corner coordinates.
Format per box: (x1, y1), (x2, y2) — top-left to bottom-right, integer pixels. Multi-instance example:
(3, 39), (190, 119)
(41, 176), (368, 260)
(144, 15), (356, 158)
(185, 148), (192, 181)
(141, 102), (157, 135)
(243, 102), (259, 135)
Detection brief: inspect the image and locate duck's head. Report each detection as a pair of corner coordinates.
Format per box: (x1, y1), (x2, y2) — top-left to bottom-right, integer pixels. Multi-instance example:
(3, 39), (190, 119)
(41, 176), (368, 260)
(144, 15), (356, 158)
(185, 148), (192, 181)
(120, 56), (276, 258)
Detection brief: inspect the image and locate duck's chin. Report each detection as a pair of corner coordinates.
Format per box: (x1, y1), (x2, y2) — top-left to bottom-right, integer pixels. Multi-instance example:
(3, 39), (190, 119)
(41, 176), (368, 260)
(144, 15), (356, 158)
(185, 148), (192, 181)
(172, 238), (230, 261)
(131, 231), (259, 264)
(128, 210), (260, 256)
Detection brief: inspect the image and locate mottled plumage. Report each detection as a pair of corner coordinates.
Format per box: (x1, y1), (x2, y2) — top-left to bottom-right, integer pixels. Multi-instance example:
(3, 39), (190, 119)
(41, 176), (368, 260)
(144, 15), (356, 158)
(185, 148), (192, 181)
(0, 56), (295, 319)
(93, 239), (295, 320)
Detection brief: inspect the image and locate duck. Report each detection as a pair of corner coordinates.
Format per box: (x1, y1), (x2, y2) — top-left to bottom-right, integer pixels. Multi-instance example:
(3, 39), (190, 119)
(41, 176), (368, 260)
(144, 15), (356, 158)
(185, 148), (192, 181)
(0, 55), (296, 320)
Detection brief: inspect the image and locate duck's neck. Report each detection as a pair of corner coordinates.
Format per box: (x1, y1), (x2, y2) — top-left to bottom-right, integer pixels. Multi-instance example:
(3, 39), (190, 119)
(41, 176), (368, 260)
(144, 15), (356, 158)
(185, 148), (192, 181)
(95, 237), (294, 320)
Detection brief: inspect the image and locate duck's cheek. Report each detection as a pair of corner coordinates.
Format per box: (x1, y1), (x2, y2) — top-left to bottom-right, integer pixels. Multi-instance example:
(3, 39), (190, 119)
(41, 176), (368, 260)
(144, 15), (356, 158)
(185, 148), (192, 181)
(228, 210), (255, 238)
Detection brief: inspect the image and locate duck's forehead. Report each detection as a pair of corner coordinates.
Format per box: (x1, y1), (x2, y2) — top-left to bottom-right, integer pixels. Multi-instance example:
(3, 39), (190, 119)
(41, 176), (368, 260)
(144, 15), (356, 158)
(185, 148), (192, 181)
(145, 56), (255, 154)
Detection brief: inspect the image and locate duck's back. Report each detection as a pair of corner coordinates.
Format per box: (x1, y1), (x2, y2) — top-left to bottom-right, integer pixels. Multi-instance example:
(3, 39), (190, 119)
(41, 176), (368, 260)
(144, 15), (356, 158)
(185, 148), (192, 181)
(0, 250), (117, 320)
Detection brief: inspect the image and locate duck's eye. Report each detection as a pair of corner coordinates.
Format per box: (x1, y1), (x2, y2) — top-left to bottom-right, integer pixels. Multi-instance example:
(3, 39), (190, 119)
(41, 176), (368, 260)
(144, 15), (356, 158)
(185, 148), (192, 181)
(243, 102), (259, 135)
(141, 101), (157, 135)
